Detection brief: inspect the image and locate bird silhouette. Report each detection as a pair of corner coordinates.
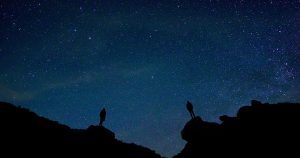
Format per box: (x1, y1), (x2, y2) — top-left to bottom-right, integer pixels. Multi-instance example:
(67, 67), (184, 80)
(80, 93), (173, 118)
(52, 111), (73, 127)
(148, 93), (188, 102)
(99, 108), (106, 126)
(186, 101), (195, 119)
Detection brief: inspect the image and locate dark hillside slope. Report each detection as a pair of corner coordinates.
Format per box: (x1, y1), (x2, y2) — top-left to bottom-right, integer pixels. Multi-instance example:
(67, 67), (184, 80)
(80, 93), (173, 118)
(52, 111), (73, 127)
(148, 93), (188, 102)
(0, 102), (161, 158)
(174, 100), (300, 158)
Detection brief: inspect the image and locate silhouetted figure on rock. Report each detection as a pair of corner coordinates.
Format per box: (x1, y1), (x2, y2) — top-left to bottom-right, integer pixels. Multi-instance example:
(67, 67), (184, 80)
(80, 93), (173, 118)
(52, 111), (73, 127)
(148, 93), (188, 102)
(99, 108), (106, 126)
(186, 101), (196, 119)
(0, 102), (162, 158)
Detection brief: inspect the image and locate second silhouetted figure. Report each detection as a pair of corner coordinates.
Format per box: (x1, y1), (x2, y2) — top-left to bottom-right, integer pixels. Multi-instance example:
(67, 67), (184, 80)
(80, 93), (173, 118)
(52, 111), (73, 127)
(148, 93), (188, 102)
(99, 108), (106, 126)
(186, 101), (196, 119)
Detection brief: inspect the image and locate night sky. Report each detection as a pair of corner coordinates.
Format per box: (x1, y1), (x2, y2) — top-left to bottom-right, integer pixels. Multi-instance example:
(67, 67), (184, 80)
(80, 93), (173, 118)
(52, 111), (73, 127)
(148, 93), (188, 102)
(1, 0), (299, 156)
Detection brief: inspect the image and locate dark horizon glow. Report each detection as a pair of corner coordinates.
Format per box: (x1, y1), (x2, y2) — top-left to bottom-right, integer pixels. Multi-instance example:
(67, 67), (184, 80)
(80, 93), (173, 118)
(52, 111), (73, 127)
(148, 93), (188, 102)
(0, 0), (299, 157)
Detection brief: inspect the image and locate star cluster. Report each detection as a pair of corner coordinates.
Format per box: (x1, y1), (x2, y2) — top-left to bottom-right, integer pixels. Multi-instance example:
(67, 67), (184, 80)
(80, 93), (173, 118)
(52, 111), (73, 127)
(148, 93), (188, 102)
(0, 0), (299, 156)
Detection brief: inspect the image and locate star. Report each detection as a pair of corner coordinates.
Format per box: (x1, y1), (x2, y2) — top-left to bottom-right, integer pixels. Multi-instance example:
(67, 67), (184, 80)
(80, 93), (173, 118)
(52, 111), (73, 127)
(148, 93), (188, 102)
(0, 1), (299, 157)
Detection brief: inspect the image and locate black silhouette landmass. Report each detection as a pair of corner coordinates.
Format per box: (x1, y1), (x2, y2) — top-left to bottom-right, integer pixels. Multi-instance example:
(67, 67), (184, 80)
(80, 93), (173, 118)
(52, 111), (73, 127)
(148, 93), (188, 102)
(0, 102), (161, 157)
(1, 100), (300, 157)
(174, 100), (300, 158)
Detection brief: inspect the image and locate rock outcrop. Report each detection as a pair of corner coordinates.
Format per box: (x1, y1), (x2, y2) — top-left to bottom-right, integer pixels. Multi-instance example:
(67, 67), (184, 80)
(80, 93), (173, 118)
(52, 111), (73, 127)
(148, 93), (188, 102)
(0, 102), (161, 158)
(174, 100), (300, 158)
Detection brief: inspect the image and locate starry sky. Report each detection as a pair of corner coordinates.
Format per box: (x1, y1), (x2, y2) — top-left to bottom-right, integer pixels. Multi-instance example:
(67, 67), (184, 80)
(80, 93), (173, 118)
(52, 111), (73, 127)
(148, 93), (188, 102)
(0, 0), (299, 157)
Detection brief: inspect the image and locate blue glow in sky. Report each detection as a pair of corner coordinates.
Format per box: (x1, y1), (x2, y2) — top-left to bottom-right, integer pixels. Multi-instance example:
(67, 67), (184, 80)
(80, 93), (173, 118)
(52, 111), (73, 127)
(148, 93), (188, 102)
(0, 0), (299, 156)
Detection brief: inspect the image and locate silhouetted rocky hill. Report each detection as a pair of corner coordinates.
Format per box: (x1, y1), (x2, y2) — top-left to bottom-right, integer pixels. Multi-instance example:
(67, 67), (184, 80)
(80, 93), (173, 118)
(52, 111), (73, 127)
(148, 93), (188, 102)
(0, 102), (161, 158)
(2, 100), (300, 157)
(174, 100), (300, 158)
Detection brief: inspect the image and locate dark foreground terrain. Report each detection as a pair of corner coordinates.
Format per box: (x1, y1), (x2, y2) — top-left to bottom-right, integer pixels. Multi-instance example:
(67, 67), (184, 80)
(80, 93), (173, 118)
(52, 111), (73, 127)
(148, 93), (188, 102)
(0, 102), (161, 157)
(174, 100), (300, 157)
(1, 100), (299, 157)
